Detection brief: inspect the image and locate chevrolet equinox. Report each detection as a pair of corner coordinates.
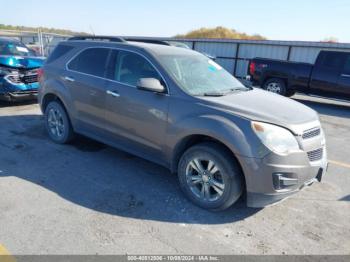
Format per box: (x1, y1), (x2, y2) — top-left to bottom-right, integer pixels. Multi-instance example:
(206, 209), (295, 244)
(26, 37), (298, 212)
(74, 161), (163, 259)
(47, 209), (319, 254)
(38, 36), (328, 210)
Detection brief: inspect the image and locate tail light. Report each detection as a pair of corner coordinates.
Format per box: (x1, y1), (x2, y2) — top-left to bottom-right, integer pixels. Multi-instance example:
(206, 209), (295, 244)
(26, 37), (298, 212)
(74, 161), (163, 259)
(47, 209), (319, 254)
(249, 61), (256, 75)
(37, 68), (44, 82)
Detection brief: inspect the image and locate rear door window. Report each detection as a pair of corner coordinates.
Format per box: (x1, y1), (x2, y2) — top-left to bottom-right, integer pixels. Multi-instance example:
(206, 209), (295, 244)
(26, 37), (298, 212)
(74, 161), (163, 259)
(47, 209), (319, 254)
(342, 55), (350, 75)
(319, 52), (345, 70)
(68, 48), (110, 77)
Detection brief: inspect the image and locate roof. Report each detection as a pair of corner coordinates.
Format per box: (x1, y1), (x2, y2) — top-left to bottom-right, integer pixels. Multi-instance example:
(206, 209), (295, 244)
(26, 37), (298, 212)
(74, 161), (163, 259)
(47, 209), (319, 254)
(127, 41), (196, 56)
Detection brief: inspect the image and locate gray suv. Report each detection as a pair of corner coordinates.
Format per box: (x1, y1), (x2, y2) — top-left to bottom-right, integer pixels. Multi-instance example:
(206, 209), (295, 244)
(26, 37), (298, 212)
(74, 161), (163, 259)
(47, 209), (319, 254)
(38, 36), (328, 210)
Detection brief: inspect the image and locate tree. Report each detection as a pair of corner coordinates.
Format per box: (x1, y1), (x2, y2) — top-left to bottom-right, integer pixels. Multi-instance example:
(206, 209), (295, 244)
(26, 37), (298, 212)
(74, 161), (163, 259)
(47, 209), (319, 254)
(0, 24), (88, 36)
(175, 26), (266, 40)
(321, 37), (339, 43)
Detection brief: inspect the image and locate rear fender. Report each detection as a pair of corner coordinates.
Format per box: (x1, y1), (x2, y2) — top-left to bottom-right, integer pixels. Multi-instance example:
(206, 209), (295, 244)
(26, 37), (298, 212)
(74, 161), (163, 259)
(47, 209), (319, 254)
(40, 78), (77, 126)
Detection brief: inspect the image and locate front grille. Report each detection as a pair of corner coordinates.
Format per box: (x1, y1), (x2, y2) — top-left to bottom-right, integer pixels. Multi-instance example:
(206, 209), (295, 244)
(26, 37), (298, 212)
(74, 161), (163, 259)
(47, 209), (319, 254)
(11, 90), (37, 94)
(307, 148), (323, 162)
(5, 69), (38, 84)
(302, 127), (321, 139)
(23, 73), (38, 84)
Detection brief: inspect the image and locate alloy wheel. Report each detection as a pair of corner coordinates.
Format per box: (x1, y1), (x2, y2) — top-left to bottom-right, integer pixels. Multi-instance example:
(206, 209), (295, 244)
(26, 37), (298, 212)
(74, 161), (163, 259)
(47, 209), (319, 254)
(266, 82), (282, 93)
(185, 158), (225, 202)
(47, 108), (65, 138)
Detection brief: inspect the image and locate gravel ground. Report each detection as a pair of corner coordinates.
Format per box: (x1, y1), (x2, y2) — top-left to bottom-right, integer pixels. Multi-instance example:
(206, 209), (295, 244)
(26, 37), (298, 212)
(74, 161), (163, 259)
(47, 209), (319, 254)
(0, 94), (349, 255)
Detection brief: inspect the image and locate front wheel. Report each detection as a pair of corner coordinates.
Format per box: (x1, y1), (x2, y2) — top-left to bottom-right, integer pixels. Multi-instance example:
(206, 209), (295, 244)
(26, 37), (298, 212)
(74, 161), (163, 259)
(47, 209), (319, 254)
(178, 142), (243, 211)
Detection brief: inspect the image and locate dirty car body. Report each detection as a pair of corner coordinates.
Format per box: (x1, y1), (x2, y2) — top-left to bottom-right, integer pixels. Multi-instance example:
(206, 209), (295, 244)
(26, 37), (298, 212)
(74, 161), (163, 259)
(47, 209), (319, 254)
(38, 37), (328, 210)
(0, 37), (45, 102)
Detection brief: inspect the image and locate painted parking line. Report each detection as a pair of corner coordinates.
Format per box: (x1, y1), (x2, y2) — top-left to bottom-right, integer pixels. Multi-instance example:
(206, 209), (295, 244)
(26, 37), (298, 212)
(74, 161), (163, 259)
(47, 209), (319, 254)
(329, 160), (350, 169)
(0, 245), (10, 255)
(0, 244), (16, 262)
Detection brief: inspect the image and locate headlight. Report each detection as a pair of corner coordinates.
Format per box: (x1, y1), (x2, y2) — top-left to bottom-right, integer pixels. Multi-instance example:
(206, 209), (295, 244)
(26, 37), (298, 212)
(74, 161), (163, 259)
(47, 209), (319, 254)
(252, 121), (300, 155)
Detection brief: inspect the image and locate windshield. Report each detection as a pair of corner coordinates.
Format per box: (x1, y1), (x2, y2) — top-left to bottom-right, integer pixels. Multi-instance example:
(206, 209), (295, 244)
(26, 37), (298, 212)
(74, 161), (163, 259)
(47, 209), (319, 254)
(158, 52), (247, 96)
(0, 41), (33, 57)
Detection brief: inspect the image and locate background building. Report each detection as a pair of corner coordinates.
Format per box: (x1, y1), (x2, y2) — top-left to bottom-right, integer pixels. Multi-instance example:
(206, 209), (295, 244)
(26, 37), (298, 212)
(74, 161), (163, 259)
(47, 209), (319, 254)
(2, 30), (350, 78)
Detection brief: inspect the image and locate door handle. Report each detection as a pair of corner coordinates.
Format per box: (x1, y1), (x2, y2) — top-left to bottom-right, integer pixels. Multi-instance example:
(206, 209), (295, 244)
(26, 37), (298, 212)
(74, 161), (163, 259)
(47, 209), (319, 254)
(106, 90), (120, 97)
(341, 74), (350, 78)
(63, 76), (75, 82)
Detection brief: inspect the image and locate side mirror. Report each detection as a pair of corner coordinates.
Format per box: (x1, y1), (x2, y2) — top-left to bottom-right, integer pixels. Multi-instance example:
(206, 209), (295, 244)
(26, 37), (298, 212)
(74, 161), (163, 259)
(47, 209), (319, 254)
(137, 78), (165, 93)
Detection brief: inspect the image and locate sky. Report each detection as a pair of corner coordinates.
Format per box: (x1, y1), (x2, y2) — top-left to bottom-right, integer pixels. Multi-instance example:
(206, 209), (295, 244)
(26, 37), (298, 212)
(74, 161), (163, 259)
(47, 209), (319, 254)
(1, 0), (350, 43)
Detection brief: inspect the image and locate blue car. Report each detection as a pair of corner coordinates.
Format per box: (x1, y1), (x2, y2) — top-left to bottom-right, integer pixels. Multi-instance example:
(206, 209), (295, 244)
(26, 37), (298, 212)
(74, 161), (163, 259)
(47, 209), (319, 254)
(0, 37), (45, 102)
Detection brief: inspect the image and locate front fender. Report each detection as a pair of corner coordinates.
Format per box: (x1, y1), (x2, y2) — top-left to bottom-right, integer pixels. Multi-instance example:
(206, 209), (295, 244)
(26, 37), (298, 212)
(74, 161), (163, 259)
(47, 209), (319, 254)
(166, 114), (269, 170)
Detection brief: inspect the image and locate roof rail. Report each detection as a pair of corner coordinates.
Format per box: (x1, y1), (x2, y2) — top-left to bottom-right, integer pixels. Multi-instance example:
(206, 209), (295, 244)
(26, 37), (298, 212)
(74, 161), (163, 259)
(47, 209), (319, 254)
(68, 36), (126, 43)
(123, 37), (171, 46)
(67, 36), (188, 48)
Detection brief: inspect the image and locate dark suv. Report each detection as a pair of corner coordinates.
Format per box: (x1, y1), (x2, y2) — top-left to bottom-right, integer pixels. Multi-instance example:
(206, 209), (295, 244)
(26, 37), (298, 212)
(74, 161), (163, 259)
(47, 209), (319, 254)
(38, 36), (327, 210)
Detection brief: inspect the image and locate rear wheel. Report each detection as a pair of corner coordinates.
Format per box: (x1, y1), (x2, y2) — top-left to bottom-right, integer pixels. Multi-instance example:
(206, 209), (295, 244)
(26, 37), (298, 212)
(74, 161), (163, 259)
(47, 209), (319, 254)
(263, 78), (287, 96)
(178, 142), (243, 211)
(45, 101), (74, 144)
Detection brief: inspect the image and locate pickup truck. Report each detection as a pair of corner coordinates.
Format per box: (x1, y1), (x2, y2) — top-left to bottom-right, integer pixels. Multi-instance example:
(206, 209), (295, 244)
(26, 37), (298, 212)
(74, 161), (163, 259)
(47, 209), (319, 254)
(248, 50), (350, 100)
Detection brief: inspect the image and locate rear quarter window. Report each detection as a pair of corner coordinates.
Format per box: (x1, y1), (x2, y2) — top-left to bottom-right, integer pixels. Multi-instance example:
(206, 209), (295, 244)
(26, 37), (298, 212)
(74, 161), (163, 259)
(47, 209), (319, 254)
(67, 48), (110, 77)
(46, 44), (74, 64)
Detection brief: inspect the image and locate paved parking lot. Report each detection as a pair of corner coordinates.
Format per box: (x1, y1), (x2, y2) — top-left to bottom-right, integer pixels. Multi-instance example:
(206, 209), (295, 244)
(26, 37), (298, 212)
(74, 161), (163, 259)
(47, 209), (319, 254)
(0, 94), (349, 255)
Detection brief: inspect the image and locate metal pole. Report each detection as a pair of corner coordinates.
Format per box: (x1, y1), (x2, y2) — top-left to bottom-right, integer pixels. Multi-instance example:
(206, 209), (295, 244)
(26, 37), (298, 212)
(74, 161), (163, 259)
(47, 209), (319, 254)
(37, 29), (41, 55)
(40, 30), (45, 56)
(233, 43), (240, 77)
(37, 29), (42, 56)
(287, 45), (292, 61)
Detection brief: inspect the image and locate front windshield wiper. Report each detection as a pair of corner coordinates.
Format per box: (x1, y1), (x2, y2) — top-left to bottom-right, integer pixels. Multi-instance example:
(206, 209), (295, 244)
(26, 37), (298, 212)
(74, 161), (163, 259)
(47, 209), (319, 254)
(200, 87), (250, 97)
(202, 92), (227, 97)
(195, 86), (252, 97)
(226, 86), (252, 92)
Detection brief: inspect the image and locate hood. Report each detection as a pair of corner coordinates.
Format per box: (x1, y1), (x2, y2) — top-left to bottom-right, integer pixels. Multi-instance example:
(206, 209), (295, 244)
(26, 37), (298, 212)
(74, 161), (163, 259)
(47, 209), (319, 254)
(0, 55), (45, 69)
(199, 88), (319, 133)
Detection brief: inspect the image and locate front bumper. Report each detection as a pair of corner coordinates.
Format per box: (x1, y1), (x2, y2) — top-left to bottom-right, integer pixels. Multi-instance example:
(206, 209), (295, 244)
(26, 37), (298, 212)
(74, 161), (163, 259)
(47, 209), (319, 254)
(0, 78), (39, 102)
(239, 145), (328, 208)
(0, 90), (38, 102)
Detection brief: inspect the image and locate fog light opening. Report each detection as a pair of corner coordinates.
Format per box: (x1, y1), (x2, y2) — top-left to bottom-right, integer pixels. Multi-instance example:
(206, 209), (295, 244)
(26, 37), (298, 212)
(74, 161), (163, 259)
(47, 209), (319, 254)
(273, 173), (298, 190)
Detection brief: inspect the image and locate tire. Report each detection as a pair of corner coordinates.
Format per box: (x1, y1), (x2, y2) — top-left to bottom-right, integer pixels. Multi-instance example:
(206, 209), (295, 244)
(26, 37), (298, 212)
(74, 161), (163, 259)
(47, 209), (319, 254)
(178, 142), (243, 211)
(286, 89), (296, 97)
(263, 78), (287, 96)
(45, 101), (74, 144)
